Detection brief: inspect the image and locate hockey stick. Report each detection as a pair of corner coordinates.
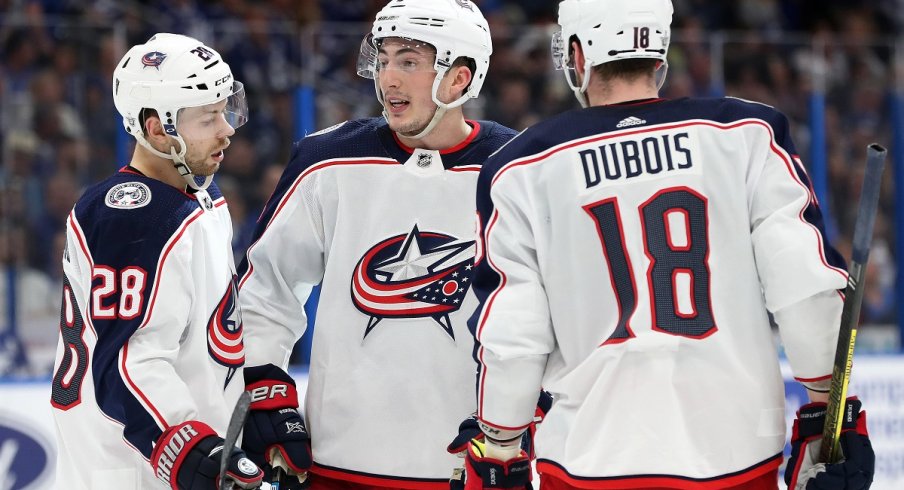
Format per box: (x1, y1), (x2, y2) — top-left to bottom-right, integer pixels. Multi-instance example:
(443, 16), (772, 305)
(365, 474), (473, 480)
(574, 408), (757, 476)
(270, 466), (285, 489)
(220, 390), (252, 490)
(818, 143), (887, 464)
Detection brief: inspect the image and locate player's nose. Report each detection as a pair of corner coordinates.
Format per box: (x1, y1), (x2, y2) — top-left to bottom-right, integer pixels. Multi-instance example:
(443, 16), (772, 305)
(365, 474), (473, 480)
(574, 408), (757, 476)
(380, 70), (401, 89)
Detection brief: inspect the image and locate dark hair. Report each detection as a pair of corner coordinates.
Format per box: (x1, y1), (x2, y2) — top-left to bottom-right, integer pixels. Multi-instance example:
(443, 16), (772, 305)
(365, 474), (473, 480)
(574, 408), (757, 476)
(591, 58), (659, 83)
(568, 35), (658, 84)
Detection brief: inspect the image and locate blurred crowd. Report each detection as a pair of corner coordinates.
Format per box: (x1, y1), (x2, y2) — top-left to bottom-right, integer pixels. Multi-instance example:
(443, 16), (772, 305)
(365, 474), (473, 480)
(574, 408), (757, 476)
(0, 0), (901, 375)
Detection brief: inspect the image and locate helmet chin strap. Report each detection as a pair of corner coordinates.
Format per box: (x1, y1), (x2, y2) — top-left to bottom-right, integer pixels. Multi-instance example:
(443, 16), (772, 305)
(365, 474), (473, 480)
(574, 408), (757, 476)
(136, 132), (213, 191)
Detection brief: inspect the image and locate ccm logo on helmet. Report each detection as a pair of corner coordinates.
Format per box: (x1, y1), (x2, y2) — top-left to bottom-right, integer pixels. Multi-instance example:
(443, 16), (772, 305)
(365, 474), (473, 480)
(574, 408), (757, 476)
(215, 73), (232, 87)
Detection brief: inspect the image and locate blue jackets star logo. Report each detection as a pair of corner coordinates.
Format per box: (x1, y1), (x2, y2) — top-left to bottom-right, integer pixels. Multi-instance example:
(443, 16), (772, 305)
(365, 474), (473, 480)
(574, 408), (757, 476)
(207, 274), (244, 388)
(351, 225), (476, 339)
(141, 51), (167, 69)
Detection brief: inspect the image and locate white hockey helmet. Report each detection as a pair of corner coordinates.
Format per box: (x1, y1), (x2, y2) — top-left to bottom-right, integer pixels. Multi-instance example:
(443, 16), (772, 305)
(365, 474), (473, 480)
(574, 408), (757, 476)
(357, 0), (492, 139)
(113, 33), (248, 189)
(553, 0), (673, 107)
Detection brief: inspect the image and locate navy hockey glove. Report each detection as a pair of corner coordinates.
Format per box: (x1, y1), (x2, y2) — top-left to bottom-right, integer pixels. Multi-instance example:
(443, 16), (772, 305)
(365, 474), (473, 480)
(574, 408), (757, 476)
(785, 398), (874, 490)
(151, 420), (263, 490)
(243, 364), (312, 487)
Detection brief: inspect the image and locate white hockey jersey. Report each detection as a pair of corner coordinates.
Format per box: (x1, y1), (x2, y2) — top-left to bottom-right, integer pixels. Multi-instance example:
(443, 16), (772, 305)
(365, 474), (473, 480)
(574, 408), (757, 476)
(471, 98), (848, 488)
(239, 118), (516, 488)
(51, 168), (244, 490)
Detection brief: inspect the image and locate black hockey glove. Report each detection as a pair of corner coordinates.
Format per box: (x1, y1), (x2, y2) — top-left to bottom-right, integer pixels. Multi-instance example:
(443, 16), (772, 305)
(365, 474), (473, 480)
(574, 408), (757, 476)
(151, 420), (263, 490)
(785, 397), (874, 490)
(243, 364), (312, 487)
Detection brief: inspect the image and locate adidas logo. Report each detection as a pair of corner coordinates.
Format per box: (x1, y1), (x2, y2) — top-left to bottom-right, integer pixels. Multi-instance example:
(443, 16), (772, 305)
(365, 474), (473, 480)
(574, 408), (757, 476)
(616, 116), (647, 128)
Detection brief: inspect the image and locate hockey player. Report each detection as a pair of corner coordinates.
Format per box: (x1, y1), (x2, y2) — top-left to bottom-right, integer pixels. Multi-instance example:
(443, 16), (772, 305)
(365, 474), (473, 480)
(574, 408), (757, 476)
(236, 1), (517, 488)
(461, 1), (875, 489)
(50, 33), (263, 490)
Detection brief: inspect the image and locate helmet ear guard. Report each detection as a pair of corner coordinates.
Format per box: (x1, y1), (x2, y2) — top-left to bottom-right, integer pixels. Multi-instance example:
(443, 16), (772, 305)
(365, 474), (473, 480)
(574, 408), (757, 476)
(553, 0), (673, 107)
(357, 0), (492, 139)
(112, 33), (248, 190)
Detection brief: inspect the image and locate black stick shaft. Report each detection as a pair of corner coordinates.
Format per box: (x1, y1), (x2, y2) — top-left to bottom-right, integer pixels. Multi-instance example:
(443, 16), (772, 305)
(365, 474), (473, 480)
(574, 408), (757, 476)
(819, 144), (887, 463)
(220, 391), (252, 490)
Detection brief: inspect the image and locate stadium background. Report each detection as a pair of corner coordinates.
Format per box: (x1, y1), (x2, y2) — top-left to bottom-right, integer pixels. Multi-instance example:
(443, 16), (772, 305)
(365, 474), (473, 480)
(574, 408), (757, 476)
(0, 0), (902, 488)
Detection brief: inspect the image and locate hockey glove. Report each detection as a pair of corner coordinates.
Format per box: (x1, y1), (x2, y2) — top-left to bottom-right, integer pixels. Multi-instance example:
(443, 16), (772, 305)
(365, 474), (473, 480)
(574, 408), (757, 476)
(461, 439), (532, 490)
(243, 364), (312, 487)
(447, 390), (553, 458)
(785, 397), (874, 490)
(151, 420), (263, 490)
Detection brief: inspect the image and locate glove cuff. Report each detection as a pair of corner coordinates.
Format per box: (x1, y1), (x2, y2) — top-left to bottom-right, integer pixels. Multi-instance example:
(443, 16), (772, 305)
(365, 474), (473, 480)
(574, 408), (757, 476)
(245, 364), (299, 410)
(793, 397), (864, 440)
(151, 420), (217, 490)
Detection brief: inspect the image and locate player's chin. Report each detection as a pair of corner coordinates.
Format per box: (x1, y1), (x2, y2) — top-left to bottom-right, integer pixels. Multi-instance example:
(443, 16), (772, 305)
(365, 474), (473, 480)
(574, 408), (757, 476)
(189, 161), (220, 176)
(392, 120), (427, 138)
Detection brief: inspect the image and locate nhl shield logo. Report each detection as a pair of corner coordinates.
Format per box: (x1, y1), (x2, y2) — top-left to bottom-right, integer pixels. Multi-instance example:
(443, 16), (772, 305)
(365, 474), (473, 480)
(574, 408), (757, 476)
(351, 225), (476, 339)
(455, 0), (474, 11)
(417, 153), (433, 168)
(105, 182), (152, 209)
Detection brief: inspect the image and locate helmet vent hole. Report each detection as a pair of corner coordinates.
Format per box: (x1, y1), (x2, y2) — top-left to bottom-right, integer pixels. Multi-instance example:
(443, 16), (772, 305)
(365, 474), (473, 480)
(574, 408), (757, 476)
(391, 26), (396, 31)
(121, 58), (130, 68)
(608, 50), (618, 56)
(588, 40), (593, 45)
(205, 60), (219, 69)
(196, 83), (208, 90)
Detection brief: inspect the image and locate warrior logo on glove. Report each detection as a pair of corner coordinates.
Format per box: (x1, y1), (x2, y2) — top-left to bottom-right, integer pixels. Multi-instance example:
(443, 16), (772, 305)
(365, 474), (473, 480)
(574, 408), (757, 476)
(351, 225), (476, 339)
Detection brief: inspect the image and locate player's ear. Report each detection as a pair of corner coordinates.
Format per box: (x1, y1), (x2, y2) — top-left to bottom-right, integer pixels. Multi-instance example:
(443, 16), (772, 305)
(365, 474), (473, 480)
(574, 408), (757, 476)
(445, 63), (473, 100)
(572, 40), (585, 71)
(142, 110), (168, 144)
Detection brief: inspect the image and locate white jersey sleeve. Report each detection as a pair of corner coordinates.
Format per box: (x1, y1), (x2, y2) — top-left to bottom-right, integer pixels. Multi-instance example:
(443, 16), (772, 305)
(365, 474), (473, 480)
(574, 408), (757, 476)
(239, 141), (326, 368)
(472, 165), (555, 432)
(746, 113), (847, 387)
